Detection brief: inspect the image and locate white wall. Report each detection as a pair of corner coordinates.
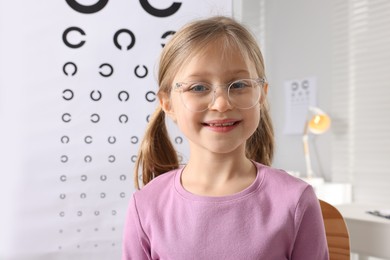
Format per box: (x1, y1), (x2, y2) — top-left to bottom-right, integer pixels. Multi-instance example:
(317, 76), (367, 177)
(235, 0), (334, 180)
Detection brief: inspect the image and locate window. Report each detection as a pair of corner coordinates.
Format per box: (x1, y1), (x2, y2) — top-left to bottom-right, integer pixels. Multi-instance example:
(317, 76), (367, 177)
(331, 0), (390, 204)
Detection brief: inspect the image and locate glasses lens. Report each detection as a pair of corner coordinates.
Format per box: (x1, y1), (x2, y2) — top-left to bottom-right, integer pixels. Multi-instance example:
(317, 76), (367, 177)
(179, 83), (213, 112)
(177, 79), (263, 112)
(228, 79), (262, 109)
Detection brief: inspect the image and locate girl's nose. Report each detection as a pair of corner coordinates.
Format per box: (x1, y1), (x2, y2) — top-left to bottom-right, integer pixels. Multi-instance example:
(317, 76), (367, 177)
(208, 88), (233, 112)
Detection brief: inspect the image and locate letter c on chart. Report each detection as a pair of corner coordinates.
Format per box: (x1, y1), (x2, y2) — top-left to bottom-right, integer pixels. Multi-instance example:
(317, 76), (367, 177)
(99, 63), (113, 77)
(145, 91), (156, 102)
(61, 136), (70, 144)
(139, 0), (182, 17)
(134, 65), (148, 78)
(65, 0), (108, 14)
(119, 114), (128, 124)
(291, 82), (299, 91)
(62, 89), (74, 101)
(63, 27), (86, 48)
(161, 31), (175, 47)
(63, 62), (77, 76)
(84, 155), (92, 163)
(90, 90), (102, 101)
(62, 113), (71, 123)
(61, 155), (68, 163)
(91, 114), (100, 123)
(175, 136), (183, 144)
(301, 80), (309, 89)
(108, 136), (116, 144)
(130, 136), (138, 144)
(114, 29), (136, 50)
(118, 91), (129, 102)
(84, 136), (93, 144)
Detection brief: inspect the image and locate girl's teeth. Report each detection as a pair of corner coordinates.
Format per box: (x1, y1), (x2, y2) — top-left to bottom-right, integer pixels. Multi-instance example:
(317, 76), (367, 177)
(209, 122), (235, 127)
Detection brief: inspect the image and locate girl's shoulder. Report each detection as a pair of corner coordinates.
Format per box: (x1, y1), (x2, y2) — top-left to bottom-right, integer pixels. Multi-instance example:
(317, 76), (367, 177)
(256, 162), (306, 183)
(255, 162), (312, 199)
(133, 168), (179, 201)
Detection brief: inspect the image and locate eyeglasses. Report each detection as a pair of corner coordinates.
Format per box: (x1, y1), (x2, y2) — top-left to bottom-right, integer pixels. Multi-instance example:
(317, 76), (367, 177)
(174, 78), (265, 112)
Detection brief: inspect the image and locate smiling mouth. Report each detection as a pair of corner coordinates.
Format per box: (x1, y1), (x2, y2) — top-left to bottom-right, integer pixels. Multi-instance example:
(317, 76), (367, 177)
(202, 121), (240, 127)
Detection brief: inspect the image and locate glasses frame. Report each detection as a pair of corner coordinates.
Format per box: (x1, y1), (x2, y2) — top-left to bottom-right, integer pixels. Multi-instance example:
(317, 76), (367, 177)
(174, 78), (266, 113)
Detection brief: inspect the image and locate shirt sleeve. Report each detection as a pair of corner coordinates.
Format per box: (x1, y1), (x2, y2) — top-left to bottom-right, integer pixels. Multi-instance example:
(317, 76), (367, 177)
(291, 185), (329, 260)
(122, 194), (151, 260)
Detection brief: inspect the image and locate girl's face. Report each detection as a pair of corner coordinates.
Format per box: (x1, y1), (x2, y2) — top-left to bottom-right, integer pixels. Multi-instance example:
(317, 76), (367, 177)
(161, 41), (262, 158)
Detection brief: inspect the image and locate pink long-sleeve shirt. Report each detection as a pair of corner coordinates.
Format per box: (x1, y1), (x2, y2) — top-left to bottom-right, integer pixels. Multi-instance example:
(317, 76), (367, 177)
(122, 162), (329, 259)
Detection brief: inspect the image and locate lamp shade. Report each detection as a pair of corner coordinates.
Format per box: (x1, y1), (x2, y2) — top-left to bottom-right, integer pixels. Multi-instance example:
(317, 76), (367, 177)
(307, 107), (331, 134)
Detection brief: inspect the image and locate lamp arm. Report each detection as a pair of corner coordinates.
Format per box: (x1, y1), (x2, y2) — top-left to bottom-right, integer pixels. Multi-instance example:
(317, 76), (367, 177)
(302, 134), (314, 179)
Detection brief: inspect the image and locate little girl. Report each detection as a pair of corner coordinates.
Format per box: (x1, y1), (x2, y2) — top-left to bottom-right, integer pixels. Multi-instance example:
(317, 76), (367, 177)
(122, 16), (328, 259)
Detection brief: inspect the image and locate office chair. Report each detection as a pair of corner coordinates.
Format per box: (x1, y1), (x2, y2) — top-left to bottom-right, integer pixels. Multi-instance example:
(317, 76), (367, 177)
(319, 200), (350, 260)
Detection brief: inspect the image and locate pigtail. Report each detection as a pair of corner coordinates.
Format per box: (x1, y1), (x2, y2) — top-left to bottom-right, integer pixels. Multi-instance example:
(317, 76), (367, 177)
(134, 106), (179, 189)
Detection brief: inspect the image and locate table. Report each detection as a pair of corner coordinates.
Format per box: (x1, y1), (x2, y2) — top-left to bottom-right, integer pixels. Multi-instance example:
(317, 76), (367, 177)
(298, 178), (352, 205)
(336, 204), (390, 260)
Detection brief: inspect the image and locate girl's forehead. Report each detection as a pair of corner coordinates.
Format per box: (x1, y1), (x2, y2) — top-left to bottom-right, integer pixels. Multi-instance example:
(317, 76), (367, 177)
(194, 38), (245, 59)
(176, 43), (255, 79)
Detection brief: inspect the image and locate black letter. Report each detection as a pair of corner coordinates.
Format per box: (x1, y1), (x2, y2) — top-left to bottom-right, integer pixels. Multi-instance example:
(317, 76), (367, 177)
(66, 0), (108, 14)
(114, 29), (136, 50)
(139, 0), (181, 17)
(63, 27), (86, 48)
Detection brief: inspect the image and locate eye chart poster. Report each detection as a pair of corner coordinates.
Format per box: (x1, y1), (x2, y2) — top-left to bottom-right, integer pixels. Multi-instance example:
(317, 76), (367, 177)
(0, 1), (232, 259)
(283, 77), (317, 135)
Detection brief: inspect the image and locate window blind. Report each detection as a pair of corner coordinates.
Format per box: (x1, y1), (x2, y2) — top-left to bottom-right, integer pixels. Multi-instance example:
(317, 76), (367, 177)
(331, 0), (390, 204)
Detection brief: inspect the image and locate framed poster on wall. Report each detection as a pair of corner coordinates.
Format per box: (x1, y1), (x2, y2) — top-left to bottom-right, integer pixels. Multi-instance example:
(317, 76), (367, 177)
(0, 1), (232, 259)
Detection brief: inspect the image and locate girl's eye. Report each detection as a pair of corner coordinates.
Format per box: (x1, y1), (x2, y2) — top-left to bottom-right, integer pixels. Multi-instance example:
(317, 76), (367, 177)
(188, 83), (210, 92)
(230, 80), (249, 90)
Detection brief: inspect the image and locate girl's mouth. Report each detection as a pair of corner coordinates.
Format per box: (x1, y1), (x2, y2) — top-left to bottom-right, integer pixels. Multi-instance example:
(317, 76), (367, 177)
(202, 120), (241, 132)
(203, 121), (237, 127)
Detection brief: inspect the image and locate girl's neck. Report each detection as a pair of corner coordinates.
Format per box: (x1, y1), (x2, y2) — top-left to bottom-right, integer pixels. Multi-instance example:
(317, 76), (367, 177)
(181, 151), (256, 197)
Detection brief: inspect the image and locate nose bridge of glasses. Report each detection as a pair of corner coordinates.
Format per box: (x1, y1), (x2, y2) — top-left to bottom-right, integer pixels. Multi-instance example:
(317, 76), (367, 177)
(212, 85), (229, 97)
(210, 85), (229, 102)
(208, 85), (232, 109)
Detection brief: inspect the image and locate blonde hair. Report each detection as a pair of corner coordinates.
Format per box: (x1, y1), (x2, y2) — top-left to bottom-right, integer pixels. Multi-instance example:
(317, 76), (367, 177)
(134, 16), (274, 189)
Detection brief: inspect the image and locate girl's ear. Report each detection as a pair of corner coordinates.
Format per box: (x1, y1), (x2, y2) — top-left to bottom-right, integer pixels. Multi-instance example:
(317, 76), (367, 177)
(263, 82), (268, 95)
(259, 82), (268, 105)
(160, 93), (177, 122)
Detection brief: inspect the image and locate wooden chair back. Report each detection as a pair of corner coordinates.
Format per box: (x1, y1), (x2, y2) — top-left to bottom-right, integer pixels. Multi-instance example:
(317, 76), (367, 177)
(319, 200), (350, 260)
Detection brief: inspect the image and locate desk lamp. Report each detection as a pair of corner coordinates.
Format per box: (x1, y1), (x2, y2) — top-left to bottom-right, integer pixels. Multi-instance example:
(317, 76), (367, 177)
(302, 107), (331, 182)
